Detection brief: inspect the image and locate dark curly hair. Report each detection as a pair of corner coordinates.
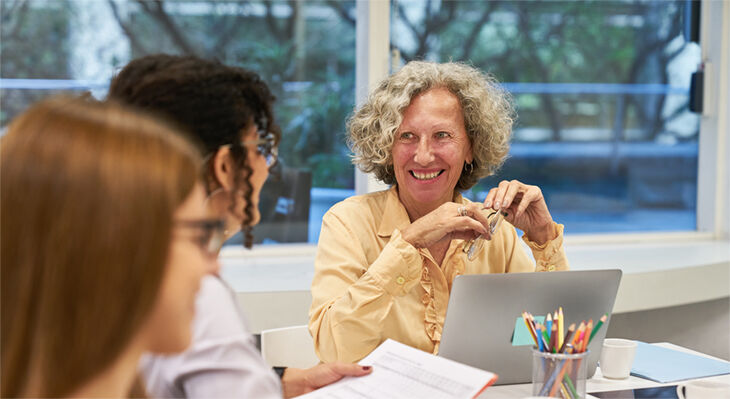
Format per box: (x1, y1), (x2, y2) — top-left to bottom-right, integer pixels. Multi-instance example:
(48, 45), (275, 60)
(108, 54), (280, 248)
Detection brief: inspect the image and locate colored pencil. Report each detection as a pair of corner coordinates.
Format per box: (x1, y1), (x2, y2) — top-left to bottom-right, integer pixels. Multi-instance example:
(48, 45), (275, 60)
(559, 382), (571, 399)
(522, 312), (538, 346)
(539, 358), (562, 396)
(559, 323), (576, 353)
(571, 322), (586, 351)
(581, 320), (594, 353)
(529, 313), (542, 342)
(558, 307), (564, 350)
(528, 313), (540, 342)
(563, 373), (579, 399)
(539, 324), (550, 350)
(549, 359), (571, 397)
(575, 328), (587, 353)
(588, 313), (608, 344)
(550, 323), (558, 353)
(546, 312), (553, 342)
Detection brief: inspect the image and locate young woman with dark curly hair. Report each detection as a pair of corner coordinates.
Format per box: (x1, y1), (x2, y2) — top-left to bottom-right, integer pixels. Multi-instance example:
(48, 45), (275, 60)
(108, 54), (370, 399)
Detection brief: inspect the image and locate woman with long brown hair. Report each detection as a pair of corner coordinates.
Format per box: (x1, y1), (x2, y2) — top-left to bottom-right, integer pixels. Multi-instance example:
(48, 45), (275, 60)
(1, 97), (216, 397)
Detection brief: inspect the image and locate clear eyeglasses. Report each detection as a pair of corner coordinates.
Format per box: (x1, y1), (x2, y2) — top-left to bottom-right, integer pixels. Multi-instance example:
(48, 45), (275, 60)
(174, 218), (226, 256)
(241, 132), (278, 168)
(462, 210), (508, 261)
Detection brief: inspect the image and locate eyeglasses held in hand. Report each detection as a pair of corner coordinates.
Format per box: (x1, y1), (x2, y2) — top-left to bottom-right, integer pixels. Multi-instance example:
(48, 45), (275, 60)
(174, 218), (226, 256)
(463, 210), (508, 261)
(241, 132), (278, 168)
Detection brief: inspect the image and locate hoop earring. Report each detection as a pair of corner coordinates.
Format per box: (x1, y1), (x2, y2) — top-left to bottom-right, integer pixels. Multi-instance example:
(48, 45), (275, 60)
(464, 162), (474, 175)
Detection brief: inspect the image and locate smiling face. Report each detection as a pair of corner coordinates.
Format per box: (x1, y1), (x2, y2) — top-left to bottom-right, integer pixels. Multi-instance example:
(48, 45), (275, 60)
(392, 87), (472, 216)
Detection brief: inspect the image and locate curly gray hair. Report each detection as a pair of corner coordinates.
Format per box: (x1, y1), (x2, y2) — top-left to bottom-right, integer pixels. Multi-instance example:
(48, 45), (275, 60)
(347, 61), (515, 191)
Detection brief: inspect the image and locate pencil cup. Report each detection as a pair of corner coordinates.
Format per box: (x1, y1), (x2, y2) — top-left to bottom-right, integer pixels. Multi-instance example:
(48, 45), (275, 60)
(532, 349), (588, 399)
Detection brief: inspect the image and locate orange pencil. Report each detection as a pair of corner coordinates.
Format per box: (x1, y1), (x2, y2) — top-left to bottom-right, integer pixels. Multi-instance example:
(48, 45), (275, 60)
(581, 320), (594, 353)
(575, 327), (587, 353)
(571, 322), (586, 352)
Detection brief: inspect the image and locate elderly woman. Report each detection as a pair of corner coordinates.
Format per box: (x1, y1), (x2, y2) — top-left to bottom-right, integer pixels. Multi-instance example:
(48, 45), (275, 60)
(309, 61), (569, 363)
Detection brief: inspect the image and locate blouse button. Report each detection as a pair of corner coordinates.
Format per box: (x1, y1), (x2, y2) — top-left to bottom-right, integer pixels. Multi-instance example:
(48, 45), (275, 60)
(547, 265), (556, 271)
(396, 276), (406, 285)
(421, 294), (430, 304)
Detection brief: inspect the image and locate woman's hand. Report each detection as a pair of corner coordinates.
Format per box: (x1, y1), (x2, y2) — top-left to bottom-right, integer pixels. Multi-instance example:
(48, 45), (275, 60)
(400, 202), (492, 249)
(483, 180), (556, 245)
(281, 363), (373, 398)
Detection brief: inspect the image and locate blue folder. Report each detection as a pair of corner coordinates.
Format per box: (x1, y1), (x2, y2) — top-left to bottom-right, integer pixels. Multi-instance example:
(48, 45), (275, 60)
(630, 341), (730, 383)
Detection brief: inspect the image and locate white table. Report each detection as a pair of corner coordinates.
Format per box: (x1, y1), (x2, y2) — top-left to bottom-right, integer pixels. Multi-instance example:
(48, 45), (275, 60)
(479, 343), (730, 398)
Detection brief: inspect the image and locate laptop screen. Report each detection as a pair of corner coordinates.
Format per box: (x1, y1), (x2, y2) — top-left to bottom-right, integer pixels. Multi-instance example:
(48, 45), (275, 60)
(438, 269), (622, 385)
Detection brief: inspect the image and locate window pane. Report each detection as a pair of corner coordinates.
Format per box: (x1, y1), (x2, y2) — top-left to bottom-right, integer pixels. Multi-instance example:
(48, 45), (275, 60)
(0, 0), (356, 244)
(391, 0), (700, 233)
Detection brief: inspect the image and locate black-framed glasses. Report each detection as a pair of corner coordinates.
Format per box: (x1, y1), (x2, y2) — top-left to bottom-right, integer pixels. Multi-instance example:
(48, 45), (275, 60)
(463, 210), (508, 261)
(174, 218), (226, 256)
(241, 132), (278, 168)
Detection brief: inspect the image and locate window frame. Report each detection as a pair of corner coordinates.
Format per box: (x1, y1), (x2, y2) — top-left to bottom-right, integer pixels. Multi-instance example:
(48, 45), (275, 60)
(221, 0), (729, 259)
(355, 0), (728, 246)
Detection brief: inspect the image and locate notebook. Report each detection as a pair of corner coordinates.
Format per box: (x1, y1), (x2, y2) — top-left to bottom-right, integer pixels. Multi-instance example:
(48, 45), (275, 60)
(631, 341), (730, 383)
(438, 269), (622, 385)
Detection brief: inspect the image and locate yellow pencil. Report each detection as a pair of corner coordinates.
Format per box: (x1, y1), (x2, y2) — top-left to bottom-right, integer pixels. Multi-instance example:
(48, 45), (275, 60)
(559, 382), (570, 399)
(558, 307), (564, 350)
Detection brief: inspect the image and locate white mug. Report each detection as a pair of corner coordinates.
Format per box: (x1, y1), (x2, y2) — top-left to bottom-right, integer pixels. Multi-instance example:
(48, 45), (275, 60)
(676, 380), (730, 399)
(599, 338), (637, 379)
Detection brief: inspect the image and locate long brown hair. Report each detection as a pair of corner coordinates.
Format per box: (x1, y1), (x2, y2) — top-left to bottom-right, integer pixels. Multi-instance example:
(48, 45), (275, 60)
(0, 97), (201, 397)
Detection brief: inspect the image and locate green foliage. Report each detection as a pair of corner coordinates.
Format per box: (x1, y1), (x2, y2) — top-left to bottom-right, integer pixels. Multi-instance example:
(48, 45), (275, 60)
(393, 0), (697, 142)
(1, 0), (697, 187)
(1, 0), (356, 188)
(1, 1), (73, 126)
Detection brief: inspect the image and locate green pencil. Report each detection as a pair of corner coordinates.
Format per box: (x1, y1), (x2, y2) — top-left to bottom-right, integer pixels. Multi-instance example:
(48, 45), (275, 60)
(589, 313), (608, 343)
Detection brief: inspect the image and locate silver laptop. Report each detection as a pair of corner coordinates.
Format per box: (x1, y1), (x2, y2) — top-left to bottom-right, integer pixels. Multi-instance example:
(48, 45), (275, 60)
(438, 269), (622, 385)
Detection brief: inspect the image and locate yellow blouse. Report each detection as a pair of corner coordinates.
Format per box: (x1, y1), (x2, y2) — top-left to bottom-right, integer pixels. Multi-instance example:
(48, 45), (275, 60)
(308, 186), (569, 363)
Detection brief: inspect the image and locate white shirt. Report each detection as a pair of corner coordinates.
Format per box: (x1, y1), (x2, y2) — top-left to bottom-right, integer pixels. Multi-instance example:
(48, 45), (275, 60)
(140, 275), (282, 398)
